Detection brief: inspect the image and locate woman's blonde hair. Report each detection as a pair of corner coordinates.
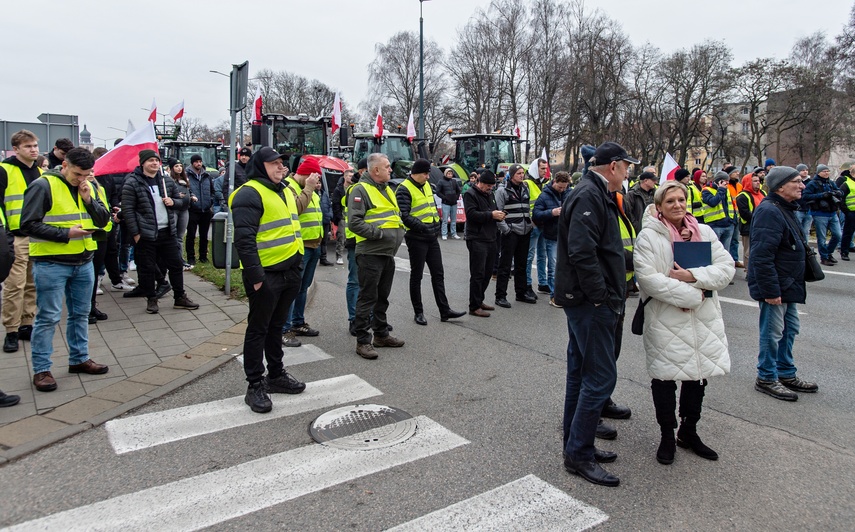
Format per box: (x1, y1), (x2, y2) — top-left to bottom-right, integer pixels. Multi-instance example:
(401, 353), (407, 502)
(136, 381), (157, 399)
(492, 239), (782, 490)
(653, 180), (688, 207)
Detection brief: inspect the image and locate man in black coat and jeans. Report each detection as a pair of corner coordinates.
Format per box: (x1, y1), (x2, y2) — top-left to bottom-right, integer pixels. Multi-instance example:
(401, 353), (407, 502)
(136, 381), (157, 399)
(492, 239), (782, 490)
(747, 166), (818, 402)
(554, 141), (637, 487)
(185, 154), (215, 265)
(122, 150), (199, 315)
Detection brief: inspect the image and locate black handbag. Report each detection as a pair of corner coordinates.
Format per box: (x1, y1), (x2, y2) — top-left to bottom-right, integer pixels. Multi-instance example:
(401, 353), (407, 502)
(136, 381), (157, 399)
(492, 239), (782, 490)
(631, 297), (652, 335)
(774, 202), (825, 282)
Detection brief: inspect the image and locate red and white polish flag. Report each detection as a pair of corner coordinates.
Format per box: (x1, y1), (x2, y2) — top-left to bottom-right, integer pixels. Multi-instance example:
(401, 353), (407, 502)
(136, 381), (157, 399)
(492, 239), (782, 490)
(331, 92), (342, 135)
(660, 153), (680, 184)
(94, 122), (159, 176)
(147, 99), (157, 122)
(372, 105), (383, 138)
(253, 86), (263, 124)
(170, 100), (184, 121)
(406, 109), (416, 142)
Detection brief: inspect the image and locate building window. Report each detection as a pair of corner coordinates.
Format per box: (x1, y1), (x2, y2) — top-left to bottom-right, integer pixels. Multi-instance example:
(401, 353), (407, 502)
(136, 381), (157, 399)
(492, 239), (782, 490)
(741, 107), (749, 115)
(695, 158), (701, 165)
(742, 122), (749, 134)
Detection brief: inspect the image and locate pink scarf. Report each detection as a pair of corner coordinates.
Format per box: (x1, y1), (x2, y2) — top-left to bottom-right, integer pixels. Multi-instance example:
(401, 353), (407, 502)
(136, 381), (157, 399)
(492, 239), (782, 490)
(659, 212), (703, 243)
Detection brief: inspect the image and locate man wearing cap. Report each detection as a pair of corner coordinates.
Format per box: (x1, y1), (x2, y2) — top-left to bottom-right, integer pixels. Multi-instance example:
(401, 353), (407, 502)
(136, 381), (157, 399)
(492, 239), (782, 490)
(555, 141), (637, 487)
(463, 170), (504, 317)
(748, 166), (818, 401)
(397, 159), (466, 326)
(121, 149), (199, 315)
(802, 164), (842, 265)
(21, 148), (111, 392)
(625, 171), (657, 233)
(494, 164), (535, 308)
(0, 130), (42, 354)
(45, 138), (74, 170)
(185, 154), (214, 265)
(348, 153), (406, 359)
(702, 170), (738, 254)
(281, 157), (322, 346)
(230, 147), (307, 413)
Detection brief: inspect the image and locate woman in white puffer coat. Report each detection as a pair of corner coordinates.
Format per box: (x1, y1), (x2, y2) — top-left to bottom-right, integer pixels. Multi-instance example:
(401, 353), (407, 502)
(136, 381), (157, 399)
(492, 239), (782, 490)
(633, 181), (734, 466)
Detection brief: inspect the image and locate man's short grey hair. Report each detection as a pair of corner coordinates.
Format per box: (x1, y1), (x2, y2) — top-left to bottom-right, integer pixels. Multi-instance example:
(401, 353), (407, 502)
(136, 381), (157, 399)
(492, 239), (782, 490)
(367, 153), (389, 171)
(643, 165), (657, 174)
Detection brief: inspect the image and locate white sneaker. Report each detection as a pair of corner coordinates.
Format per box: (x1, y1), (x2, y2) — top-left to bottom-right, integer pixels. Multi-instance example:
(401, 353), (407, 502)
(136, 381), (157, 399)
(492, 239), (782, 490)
(121, 273), (137, 286)
(95, 275), (104, 295)
(111, 281), (134, 291)
(128, 260), (137, 271)
(336, 256), (344, 265)
(442, 235), (447, 240)
(452, 235), (461, 240)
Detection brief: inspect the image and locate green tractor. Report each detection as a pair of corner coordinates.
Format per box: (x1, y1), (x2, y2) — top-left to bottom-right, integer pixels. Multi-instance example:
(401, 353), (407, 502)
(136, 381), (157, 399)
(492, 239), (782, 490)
(161, 140), (221, 174)
(352, 132), (421, 186)
(446, 133), (527, 180)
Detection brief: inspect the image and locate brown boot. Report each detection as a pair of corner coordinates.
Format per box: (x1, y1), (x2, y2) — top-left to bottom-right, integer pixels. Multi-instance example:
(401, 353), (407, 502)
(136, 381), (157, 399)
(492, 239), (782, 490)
(373, 335), (404, 348)
(356, 343), (378, 359)
(146, 297), (159, 314)
(33, 371), (57, 392)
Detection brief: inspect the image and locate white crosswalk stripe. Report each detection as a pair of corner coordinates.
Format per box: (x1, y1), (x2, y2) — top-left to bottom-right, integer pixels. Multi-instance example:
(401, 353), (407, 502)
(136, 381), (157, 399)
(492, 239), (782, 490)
(234, 342), (332, 366)
(386, 474), (608, 531)
(105, 374), (381, 454)
(10, 416), (468, 532)
(718, 296), (806, 315)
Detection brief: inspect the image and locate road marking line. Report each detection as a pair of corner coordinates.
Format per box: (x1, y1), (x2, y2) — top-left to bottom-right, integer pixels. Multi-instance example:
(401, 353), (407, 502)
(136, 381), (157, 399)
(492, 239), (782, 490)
(105, 374), (381, 454)
(395, 256), (411, 272)
(718, 297), (806, 315)
(822, 269), (855, 277)
(12, 417), (468, 532)
(234, 343), (332, 366)
(386, 474), (608, 531)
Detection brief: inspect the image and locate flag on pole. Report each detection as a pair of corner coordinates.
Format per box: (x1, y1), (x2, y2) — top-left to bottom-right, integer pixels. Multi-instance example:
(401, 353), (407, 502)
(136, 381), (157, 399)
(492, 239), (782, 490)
(170, 100), (185, 121)
(660, 153), (680, 184)
(126, 120), (135, 135)
(406, 109), (416, 142)
(528, 148), (551, 180)
(331, 92), (342, 135)
(253, 86), (263, 124)
(372, 105), (384, 138)
(514, 124), (521, 138)
(93, 122), (158, 176)
(147, 99), (157, 122)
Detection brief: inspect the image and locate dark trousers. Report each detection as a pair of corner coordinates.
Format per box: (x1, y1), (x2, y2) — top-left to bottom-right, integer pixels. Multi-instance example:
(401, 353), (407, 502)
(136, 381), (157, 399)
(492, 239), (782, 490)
(90, 238), (107, 309)
(104, 225), (121, 285)
(242, 265), (301, 383)
(496, 231), (531, 299)
(842, 210), (855, 255)
(467, 239), (497, 311)
(320, 222), (331, 260)
(562, 302), (618, 462)
(136, 229), (185, 299)
(186, 210), (213, 262)
(651, 378), (707, 432)
(406, 235), (450, 315)
(353, 254), (395, 344)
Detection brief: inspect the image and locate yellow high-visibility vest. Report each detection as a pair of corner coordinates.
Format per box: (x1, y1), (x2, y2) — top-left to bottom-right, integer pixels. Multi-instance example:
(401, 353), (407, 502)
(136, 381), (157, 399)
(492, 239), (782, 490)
(702, 186), (736, 223)
(0, 162), (41, 231)
(526, 178), (543, 215)
(400, 178), (439, 227)
(351, 182), (403, 243)
(229, 179), (303, 267)
(29, 174), (97, 257)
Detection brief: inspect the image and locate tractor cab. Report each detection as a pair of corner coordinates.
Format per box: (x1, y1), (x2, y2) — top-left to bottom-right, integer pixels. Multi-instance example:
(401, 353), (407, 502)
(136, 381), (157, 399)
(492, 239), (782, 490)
(161, 141), (221, 174)
(449, 133), (524, 179)
(352, 133), (417, 185)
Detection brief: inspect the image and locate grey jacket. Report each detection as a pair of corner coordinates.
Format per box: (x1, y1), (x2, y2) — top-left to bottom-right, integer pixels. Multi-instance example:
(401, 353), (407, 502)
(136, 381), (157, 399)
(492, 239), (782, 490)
(347, 174), (405, 257)
(495, 180), (533, 235)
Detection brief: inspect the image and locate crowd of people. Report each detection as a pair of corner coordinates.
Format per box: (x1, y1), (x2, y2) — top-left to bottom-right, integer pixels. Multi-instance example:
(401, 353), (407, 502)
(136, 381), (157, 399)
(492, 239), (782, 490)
(0, 131), (835, 490)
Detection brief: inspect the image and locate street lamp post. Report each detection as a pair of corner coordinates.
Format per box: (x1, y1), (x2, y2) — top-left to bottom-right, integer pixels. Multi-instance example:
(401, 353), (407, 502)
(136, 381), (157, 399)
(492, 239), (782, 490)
(211, 70), (243, 147)
(418, 0), (430, 141)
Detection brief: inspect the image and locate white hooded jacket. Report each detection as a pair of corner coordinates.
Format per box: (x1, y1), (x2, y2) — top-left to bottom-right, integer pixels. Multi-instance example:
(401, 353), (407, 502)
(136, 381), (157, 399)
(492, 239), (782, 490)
(633, 204), (734, 381)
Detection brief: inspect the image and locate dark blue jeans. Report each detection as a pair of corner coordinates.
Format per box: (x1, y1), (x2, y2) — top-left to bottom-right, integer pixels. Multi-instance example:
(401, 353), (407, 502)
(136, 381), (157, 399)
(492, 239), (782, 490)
(284, 245), (320, 330)
(562, 302), (619, 462)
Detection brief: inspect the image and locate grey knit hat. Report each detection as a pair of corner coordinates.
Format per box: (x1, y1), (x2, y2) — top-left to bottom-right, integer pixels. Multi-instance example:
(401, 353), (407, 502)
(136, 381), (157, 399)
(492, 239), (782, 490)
(766, 166), (800, 193)
(795, 163), (808, 172)
(713, 171), (729, 183)
(816, 164), (830, 173)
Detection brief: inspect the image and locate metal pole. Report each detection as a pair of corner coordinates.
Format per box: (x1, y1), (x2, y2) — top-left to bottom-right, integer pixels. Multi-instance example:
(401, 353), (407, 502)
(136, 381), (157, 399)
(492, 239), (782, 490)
(419, 0), (425, 140)
(224, 67), (239, 297)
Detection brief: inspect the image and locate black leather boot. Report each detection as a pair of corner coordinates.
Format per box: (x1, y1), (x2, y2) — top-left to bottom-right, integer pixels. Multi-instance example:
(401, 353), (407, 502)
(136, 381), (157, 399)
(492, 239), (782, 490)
(676, 380), (718, 461)
(651, 379), (677, 465)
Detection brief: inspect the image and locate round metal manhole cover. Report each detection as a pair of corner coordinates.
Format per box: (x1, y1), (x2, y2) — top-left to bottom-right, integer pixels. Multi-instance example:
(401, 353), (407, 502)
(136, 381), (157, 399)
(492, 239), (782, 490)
(309, 404), (416, 450)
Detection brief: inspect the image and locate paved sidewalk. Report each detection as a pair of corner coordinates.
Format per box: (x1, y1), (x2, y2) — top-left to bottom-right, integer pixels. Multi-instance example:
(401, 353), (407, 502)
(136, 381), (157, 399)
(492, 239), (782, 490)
(0, 272), (248, 463)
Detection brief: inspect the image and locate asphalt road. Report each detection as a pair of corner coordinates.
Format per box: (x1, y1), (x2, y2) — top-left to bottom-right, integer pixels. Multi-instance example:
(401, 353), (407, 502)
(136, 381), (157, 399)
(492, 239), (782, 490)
(1, 239), (853, 530)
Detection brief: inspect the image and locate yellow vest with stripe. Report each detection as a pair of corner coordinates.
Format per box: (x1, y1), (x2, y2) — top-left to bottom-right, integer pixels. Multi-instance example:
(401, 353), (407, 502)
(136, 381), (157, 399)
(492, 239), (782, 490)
(82, 180), (112, 232)
(342, 183), (356, 239)
(702, 186), (736, 223)
(736, 190), (765, 224)
(616, 194), (635, 282)
(285, 176), (322, 241)
(845, 177), (855, 212)
(29, 175), (97, 257)
(525, 178), (543, 215)
(0, 162), (41, 231)
(229, 179), (303, 268)
(400, 178), (439, 227)
(687, 183), (704, 219)
(352, 182), (403, 243)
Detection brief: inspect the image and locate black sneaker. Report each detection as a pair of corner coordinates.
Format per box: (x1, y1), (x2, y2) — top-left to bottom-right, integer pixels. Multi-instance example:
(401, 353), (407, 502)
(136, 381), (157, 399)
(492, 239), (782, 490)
(282, 330), (302, 347)
(349, 320), (357, 337)
(779, 375), (818, 393)
(537, 284), (551, 294)
(90, 307), (108, 321)
(755, 378), (798, 401)
(174, 295), (200, 310)
(17, 325), (32, 340)
(292, 323), (319, 337)
(3, 332), (19, 353)
(123, 286), (146, 298)
(265, 372), (306, 394)
(495, 297), (512, 308)
(828, 255), (838, 264)
(0, 389), (21, 407)
(156, 282), (172, 299)
(88, 315), (98, 325)
(595, 418), (617, 440)
(602, 399), (632, 419)
(245, 381), (272, 413)
(146, 297), (159, 314)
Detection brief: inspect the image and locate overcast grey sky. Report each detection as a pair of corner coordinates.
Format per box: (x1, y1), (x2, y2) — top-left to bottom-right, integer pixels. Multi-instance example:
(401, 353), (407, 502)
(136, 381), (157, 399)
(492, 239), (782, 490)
(3, 0), (852, 147)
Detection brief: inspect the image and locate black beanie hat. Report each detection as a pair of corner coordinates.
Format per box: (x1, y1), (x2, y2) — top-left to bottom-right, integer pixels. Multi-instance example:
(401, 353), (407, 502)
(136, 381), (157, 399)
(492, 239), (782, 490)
(138, 149), (160, 166)
(674, 168), (690, 181)
(411, 158), (431, 175)
(478, 170), (496, 184)
(190, 154), (203, 163)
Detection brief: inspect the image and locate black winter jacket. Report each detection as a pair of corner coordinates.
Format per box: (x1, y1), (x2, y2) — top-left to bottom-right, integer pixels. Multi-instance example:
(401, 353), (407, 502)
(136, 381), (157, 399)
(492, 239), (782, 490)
(747, 193), (806, 304)
(186, 167), (215, 213)
(396, 177), (440, 242)
(554, 170), (626, 311)
(463, 185), (498, 242)
(532, 183), (565, 241)
(435, 176), (461, 205)
(122, 167), (188, 241)
(231, 157), (303, 286)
